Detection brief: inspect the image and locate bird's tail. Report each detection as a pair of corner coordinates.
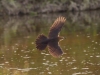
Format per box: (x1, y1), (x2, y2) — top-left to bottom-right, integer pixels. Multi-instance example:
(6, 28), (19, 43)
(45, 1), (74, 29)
(35, 34), (48, 50)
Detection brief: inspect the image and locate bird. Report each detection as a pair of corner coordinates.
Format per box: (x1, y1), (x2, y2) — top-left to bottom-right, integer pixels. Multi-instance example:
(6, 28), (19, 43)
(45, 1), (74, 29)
(35, 16), (66, 58)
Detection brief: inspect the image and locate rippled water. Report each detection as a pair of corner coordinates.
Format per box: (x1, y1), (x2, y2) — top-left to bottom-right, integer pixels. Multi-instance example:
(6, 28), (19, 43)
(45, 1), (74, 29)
(0, 11), (100, 75)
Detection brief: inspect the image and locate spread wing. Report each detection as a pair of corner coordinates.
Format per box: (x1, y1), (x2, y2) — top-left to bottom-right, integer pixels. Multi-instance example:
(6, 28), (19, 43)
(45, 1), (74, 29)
(48, 41), (63, 58)
(48, 17), (66, 38)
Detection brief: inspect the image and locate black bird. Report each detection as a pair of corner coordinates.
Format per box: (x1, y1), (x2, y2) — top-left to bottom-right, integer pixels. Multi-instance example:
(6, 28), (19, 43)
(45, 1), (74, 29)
(35, 16), (66, 58)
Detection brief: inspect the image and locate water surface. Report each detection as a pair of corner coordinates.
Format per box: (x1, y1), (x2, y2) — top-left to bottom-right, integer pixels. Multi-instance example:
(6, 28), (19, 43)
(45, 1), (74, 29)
(0, 11), (100, 75)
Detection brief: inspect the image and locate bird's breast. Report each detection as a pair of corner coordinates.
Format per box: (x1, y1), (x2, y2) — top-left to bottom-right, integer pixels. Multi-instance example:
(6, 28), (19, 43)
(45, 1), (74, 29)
(48, 37), (59, 42)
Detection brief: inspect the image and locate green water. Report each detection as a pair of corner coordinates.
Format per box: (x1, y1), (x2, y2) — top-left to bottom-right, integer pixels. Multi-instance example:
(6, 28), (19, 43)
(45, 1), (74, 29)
(0, 12), (100, 75)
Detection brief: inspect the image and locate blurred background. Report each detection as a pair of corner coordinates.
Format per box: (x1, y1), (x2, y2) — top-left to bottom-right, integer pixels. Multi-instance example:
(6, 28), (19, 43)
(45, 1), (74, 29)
(0, 0), (100, 75)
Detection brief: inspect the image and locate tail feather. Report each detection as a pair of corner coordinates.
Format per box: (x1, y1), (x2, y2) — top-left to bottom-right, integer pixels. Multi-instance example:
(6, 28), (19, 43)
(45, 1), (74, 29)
(35, 34), (48, 50)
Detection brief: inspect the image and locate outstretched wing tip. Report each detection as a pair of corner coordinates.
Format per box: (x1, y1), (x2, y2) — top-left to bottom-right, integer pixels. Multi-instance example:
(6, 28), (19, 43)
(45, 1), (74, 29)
(49, 16), (66, 38)
(48, 47), (63, 58)
(58, 16), (66, 22)
(48, 42), (63, 58)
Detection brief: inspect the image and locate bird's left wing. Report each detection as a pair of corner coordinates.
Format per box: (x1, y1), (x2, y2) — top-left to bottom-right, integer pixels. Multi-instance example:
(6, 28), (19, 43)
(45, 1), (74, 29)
(48, 41), (63, 58)
(48, 17), (66, 38)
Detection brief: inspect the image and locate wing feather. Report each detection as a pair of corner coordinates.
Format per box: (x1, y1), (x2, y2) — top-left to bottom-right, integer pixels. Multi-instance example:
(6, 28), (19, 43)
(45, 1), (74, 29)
(48, 41), (63, 58)
(48, 17), (66, 38)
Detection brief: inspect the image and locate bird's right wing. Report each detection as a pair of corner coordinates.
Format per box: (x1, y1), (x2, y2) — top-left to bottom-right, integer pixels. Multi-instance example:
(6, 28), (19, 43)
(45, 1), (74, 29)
(48, 17), (66, 38)
(48, 41), (63, 58)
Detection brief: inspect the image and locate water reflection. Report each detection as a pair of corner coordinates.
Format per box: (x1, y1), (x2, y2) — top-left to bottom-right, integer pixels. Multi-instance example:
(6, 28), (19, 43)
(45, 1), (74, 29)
(0, 11), (100, 75)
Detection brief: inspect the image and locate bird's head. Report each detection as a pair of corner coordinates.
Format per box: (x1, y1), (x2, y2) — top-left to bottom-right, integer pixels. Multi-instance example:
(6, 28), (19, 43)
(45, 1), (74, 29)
(58, 36), (64, 41)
